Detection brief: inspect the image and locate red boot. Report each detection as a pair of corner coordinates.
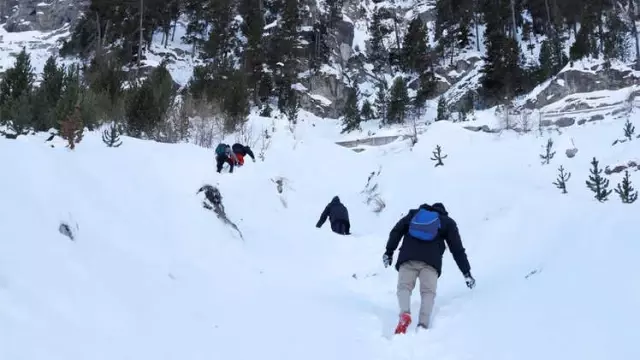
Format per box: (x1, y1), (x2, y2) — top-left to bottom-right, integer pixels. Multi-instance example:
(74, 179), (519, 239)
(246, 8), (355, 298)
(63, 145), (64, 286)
(394, 312), (412, 334)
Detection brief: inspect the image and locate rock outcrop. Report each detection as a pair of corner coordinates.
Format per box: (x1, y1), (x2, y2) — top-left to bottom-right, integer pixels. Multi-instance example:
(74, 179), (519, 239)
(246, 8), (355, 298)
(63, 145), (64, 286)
(1, 0), (84, 32)
(527, 65), (640, 109)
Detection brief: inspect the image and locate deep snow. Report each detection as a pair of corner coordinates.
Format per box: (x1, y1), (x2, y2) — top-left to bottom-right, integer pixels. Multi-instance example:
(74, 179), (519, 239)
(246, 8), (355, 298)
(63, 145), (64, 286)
(1, 110), (640, 360)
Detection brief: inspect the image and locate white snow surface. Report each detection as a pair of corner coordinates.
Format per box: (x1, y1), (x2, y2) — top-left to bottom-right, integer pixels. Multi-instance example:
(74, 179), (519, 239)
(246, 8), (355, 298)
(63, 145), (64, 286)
(1, 111), (640, 360)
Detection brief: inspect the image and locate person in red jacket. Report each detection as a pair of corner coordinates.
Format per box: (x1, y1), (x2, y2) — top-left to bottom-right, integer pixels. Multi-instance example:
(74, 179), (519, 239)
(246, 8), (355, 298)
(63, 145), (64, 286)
(232, 143), (256, 166)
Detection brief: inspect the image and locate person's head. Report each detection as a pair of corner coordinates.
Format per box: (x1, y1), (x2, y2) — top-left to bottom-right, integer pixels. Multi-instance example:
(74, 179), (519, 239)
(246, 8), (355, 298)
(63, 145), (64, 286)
(431, 202), (447, 214)
(332, 196), (340, 203)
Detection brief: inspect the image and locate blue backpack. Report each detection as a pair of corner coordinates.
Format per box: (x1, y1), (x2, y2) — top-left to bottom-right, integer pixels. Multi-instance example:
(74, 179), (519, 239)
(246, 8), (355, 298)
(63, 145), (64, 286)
(408, 209), (441, 241)
(215, 143), (228, 156)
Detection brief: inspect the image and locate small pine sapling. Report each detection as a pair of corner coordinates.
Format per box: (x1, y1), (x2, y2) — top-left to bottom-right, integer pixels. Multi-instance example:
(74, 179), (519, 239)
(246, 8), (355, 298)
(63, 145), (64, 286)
(623, 118), (635, 141)
(102, 123), (123, 147)
(553, 165), (571, 194)
(614, 170), (638, 204)
(430, 145), (447, 167)
(540, 138), (556, 165)
(585, 157), (612, 202)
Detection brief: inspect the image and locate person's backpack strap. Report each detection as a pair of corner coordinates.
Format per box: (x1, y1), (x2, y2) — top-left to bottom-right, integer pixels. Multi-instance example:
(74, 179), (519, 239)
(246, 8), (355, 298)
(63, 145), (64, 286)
(408, 208), (441, 241)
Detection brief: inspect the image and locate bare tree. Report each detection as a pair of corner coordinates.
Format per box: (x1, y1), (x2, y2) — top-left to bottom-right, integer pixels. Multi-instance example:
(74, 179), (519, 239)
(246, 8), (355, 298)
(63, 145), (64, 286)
(192, 112), (225, 149)
(138, 0), (144, 67)
(258, 128), (272, 161)
(408, 115), (419, 147)
(518, 109), (533, 133)
(235, 122), (259, 148)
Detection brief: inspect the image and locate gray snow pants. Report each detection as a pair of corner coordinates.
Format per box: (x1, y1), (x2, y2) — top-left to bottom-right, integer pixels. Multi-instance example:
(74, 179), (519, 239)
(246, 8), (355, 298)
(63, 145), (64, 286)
(397, 260), (439, 327)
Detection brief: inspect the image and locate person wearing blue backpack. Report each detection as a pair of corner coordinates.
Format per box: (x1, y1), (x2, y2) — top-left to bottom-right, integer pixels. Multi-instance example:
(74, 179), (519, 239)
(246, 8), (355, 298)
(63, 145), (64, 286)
(383, 202), (475, 334)
(215, 143), (238, 173)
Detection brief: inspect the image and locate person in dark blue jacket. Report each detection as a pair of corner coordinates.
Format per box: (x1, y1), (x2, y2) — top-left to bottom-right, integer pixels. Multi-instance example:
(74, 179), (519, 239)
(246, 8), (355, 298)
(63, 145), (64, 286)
(383, 202), (475, 334)
(316, 196), (351, 235)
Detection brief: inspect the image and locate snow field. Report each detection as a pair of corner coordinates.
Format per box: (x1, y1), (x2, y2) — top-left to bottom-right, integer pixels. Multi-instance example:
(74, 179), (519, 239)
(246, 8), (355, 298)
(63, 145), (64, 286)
(0, 109), (639, 359)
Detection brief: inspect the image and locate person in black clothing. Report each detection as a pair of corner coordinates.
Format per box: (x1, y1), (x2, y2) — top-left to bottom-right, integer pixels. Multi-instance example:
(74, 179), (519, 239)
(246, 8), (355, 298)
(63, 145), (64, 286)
(216, 144), (237, 173)
(383, 202), (475, 333)
(316, 196), (351, 235)
(231, 143), (256, 166)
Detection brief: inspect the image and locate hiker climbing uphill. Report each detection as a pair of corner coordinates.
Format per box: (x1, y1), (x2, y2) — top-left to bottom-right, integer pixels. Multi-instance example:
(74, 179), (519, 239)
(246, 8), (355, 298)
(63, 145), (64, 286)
(232, 143), (256, 166)
(215, 143), (238, 173)
(383, 202), (475, 334)
(316, 196), (351, 235)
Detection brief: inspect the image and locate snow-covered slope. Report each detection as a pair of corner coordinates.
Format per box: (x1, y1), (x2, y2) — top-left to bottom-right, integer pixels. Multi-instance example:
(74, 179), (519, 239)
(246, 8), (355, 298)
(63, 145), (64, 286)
(1, 111), (639, 359)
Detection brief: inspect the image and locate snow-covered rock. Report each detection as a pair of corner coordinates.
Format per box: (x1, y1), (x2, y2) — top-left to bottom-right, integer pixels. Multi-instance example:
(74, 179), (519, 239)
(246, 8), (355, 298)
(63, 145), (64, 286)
(1, 0), (84, 32)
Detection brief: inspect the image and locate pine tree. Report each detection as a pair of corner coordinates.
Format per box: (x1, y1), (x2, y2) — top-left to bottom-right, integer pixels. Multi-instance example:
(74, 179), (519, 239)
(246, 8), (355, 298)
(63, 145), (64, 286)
(127, 61), (175, 138)
(0, 48), (35, 132)
(221, 70), (250, 132)
(437, 96), (448, 121)
(538, 38), (565, 81)
(614, 170), (638, 203)
(341, 87), (361, 133)
(553, 165), (571, 194)
(569, 26), (591, 60)
(414, 67), (436, 113)
(569, 5), (598, 60)
(374, 82), (387, 120)
(59, 105), (83, 150)
(585, 157), (613, 202)
(324, 0), (343, 29)
(623, 118), (635, 140)
(401, 18), (429, 73)
(361, 99), (374, 120)
(368, 9), (391, 73)
(603, 9), (628, 61)
(540, 138), (556, 164)
(480, 8), (523, 103)
(126, 83), (157, 138)
(200, 0), (238, 63)
(286, 89), (300, 125)
(34, 55), (65, 131)
(386, 77), (409, 124)
(435, 0), (474, 64)
(307, 21), (331, 73)
(431, 145), (447, 167)
(239, 0), (265, 104)
(102, 122), (123, 147)
(54, 65), (82, 131)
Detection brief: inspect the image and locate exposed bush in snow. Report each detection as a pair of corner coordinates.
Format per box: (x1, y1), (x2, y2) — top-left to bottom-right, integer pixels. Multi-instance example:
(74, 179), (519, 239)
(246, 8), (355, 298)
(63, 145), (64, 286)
(361, 167), (386, 214)
(586, 157), (613, 202)
(431, 145), (447, 167)
(615, 171), (639, 204)
(58, 222), (77, 241)
(540, 138), (556, 165)
(102, 123), (123, 147)
(552, 165), (571, 194)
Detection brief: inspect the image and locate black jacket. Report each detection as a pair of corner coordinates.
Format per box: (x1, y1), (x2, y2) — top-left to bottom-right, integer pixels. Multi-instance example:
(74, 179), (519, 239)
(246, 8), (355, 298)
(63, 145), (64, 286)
(232, 143), (255, 160)
(316, 196), (350, 228)
(385, 203), (470, 277)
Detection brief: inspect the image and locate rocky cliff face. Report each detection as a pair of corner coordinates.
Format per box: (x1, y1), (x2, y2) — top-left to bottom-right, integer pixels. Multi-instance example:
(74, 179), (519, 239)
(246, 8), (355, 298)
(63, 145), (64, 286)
(2, 0), (638, 122)
(1, 0), (84, 32)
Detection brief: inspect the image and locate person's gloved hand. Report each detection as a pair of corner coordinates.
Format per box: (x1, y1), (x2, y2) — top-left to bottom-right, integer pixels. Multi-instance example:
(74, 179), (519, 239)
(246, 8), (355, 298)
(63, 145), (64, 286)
(253, 158), (256, 162)
(464, 272), (476, 289)
(383, 252), (393, 268)
(316, 224), (321, 228)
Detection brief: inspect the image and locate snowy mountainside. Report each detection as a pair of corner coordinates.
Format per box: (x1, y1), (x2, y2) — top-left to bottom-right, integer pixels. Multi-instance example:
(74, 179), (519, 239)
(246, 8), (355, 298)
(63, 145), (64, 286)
(1, 108), (640, 359)
(3, 0), (640, 122)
